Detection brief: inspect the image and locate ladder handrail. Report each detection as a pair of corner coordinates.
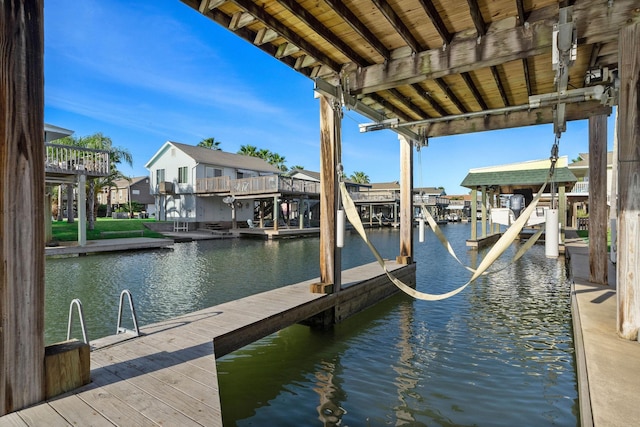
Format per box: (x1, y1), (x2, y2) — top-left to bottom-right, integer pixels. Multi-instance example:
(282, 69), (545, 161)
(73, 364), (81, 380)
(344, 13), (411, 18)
(67, 298), (89, 344)
(116, 289), (140, 336)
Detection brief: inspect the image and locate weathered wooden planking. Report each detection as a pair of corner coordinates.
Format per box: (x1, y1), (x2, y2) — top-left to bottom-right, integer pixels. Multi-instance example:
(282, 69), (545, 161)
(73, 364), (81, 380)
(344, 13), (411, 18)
(47, 395), (113, 427)
(0, 412), (28, 426)
(12, 403), (70, 427)
(91, 351), (221, 426)
(88, 364), (204, 427)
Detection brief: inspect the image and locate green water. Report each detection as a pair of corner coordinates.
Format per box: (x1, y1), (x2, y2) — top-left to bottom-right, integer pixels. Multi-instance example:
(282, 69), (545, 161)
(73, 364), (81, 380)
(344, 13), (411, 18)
(45, 225), (577, 426)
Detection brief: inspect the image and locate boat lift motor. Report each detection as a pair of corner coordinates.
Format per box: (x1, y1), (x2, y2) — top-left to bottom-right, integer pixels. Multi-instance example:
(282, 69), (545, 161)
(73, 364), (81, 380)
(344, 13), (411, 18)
(510, 194), (525, 219)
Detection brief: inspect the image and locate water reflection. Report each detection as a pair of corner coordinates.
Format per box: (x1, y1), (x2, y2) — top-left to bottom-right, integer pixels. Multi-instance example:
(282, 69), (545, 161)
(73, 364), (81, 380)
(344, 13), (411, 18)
(45, 224), (577, 426)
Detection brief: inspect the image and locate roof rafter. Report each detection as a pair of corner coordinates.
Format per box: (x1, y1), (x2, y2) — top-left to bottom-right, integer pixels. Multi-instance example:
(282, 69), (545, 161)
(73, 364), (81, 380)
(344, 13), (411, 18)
(410, 83), (449, 117)
(417, 0), (452, 45)
(324, 0), (390, 60)
(434, 78), (468, 114)
(367, 93), (414, 122)
(229, 0), (342, 71)
(515, 0), (529, 25)
(274, 0), (371, 67)
(386, 88), (430, 119)
(522, 58), (532, 97)
(370, 0), (423, 53)
(490, 66), (510, 107)
(466, 0), (486, 37)
(460, 72), (488, 110)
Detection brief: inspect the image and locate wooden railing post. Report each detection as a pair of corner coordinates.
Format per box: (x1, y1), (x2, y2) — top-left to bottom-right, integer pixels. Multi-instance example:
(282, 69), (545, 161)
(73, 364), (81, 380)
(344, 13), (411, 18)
(588, 114), (608, 284)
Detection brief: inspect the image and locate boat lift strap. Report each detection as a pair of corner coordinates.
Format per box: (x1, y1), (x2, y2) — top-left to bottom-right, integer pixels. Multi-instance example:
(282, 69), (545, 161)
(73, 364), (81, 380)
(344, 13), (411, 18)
(339, 179), (547, 301)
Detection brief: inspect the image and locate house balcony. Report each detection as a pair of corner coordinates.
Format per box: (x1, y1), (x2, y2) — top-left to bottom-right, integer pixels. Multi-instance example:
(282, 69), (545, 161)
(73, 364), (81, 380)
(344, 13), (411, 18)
(569, 181), (589, 195)
(195, 175), (321, 196)
(350, 191), (398, 203)
(413, 194), (450, 206)
(45, 143), (110, 183)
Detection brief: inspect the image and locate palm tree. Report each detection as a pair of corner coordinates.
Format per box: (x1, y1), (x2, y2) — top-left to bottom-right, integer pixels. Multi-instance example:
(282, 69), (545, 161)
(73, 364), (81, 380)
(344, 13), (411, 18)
(289, 165), (305, 172)
(268, 152), (288, 172)
(58, 133), (133, 229)
(349, 171), (370, 184)
(198, 137), (222, 150)
(238, 144), (259, 157)
(257, 148), (271, 160)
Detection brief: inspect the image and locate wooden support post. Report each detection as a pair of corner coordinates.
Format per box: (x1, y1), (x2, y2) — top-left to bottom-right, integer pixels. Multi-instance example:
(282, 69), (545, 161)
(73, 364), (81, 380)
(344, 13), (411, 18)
(1, 0), (46, 414)
(588, 114), (608, 285)
(259, 200), (264, 228)
(273, 195), (278, 231)
(44, 340), (90, 399)
(66, 183), (74, 223)
(78, 174), (87, 246)
(559, 185), (566, 245)
(617, 22), (640, 340)
(312, 94), (341, 294)
(481, 186), (487, 238)
(397, 135), (413, 264)
(471, 188), (478, 240)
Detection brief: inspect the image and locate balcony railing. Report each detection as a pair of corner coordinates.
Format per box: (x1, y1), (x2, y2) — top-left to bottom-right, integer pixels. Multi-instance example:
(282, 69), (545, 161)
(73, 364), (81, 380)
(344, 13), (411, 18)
(195, 175), (321, 196)
(570, 181), (589, 194)
(413, 194), (450, 206)
(45, 143), (110, 177)
(349, 191), (398, 202)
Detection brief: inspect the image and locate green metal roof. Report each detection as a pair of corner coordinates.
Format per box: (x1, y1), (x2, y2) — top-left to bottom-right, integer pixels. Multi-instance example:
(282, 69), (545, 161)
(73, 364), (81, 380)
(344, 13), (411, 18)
(460, 164), (577, 189)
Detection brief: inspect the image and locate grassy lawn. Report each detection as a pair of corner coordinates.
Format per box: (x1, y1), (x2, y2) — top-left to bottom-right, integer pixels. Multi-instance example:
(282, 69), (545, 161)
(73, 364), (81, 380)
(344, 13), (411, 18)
(51, 218), (167, 242)
(575, 229), (612, 252)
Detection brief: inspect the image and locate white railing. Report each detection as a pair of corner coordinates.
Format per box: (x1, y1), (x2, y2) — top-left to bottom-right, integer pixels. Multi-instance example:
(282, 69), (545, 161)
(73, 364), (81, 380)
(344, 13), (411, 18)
(413, 194), (450, 206)
(350, 191), (398, 202)
(45, 143), (110, 177)
(570, 181), (589, 194)
(196, 175), (321, 196)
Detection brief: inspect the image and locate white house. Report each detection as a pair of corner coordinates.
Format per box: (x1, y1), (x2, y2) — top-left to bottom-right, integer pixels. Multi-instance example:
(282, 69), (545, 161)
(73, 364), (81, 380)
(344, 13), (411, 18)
(145, 142), (281, 224)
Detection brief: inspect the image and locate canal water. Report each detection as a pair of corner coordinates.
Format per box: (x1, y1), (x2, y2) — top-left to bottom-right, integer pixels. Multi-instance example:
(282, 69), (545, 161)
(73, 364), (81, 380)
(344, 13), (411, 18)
(45, 224), (578, 426)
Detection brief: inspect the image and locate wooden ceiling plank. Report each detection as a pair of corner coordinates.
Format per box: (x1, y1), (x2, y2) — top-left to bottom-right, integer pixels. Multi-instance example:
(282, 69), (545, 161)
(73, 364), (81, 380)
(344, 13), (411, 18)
(324, 0), (390, 60)
(460, 72), (488, 110)
(229, 0), (341, 71)
(410, 83), (450, 116)
(387, 88), (430, 119)
(416, 0), (452, 45)
(490, 65), (510, 107)
(370, 0), (423, 53)
(588, 42), (602, 68)
(466, 0), (486, 37)
(422, 102), (611, 137)
(434, 78), (468, 114)
(275, 0), (371, 67)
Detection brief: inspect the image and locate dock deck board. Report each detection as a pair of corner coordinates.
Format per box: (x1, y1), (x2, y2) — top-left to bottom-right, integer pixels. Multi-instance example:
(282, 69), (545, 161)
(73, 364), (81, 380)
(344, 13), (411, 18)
(5, 261), (408, 426)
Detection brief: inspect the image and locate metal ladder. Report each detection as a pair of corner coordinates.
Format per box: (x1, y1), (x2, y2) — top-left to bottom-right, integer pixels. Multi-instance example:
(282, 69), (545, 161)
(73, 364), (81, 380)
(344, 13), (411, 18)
(67, 298), (89, 343)
(116, 289), (140, 337)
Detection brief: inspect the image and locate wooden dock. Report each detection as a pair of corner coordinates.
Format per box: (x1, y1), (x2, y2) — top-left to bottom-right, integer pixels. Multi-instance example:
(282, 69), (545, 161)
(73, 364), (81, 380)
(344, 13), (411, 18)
(3, 261), (414, 426)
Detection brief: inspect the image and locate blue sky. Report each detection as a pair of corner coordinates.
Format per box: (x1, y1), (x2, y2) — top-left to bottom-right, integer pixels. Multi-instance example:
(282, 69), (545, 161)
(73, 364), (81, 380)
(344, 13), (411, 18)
(44, 0), (615, 195)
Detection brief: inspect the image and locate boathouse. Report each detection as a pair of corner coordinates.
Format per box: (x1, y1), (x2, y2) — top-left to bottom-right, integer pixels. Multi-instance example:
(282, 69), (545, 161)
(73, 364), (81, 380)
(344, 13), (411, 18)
(2, 0), (639, 422)
(460, 156), (578, 248)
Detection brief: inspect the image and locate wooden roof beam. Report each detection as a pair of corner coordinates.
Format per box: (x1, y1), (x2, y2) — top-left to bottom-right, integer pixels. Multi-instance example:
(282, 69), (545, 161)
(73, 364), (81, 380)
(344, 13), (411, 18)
(370, 0), (423, 53)
(324, 0), (390, 60)
(198, 0), (225, 13)
(460, 72), (488, 110)
(410, 83), (450, 117)
(275, 0), (371, 67)
(490, 66), (510, 107)
(421, 102), (611, 138)
(434, 78), (468, 114)
(345, 0), (638, 94)
(368, 93), (415, 122)
(417, 0), (452, 46)
(466, 0), (486, 37)
(229, 0), (342, 71)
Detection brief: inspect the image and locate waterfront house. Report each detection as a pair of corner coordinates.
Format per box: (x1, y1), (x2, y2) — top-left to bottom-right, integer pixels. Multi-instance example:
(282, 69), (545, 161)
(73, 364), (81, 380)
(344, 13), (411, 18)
(145, 141), (282, 226)
(97, 176), (156, 218)
(567, 152), (614, 229)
